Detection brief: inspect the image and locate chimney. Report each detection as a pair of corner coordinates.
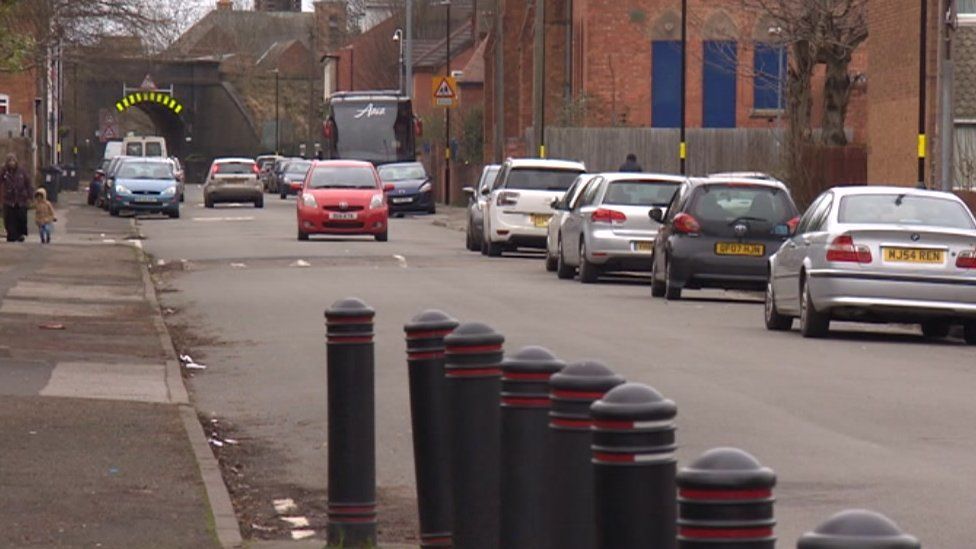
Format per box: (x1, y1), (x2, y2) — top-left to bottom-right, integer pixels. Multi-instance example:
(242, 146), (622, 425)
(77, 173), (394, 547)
(216, 0), (233, 11)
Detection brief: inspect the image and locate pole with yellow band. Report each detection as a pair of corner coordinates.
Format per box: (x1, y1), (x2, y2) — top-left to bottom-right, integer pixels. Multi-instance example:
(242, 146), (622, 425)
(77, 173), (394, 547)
(679, 141), (687, 161)
(918, 134), (926, 159)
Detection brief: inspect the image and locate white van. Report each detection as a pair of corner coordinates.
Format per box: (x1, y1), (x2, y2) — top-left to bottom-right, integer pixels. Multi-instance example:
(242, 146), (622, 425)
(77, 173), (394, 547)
(103, 140), (123, 160)
(123, 136), (167, 158)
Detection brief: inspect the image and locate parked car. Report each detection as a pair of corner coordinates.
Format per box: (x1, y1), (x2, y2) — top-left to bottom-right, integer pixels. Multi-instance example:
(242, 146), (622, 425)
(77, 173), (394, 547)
(544, 173), (598, 269)
(463, 164), (501, 251)
(709, 172), (780, 182)
(377, 161), (436, 214)
(99, 155), (131, 209)
(765, 186), (976, 343)
(482, 158), (587, 256)
(650, 177), (799, 299)
(87, 158), (112, 206)
(555, 173), (685, 282)
(106, 157), (181, 218)
(296, 160), (391, 242)
(269, 157), (296, 194)
(203, 158), (263, 208)
(279, 159), (312, 199)
(257, 154), (282, 192)
(167, 157), (185, 202)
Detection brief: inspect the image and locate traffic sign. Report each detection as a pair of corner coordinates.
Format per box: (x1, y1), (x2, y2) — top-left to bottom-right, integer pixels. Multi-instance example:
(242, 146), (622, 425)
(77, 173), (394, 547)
(432, 76), (458, 108)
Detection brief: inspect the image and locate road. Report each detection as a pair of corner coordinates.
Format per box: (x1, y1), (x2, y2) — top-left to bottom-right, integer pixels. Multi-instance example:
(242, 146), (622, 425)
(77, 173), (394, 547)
(140, 184), (976, 546)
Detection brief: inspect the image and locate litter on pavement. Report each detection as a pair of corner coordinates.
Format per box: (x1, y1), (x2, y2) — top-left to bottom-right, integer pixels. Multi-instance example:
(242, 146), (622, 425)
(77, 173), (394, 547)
(179, 354), (207, 370)
(272, 498), (297, 514)
(290, 259), (311, 268)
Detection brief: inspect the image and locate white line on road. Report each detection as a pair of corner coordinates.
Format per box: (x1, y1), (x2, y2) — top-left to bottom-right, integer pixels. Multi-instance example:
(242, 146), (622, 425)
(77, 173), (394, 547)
(393, 254), (408, 268)
(191, 216), (256, 222)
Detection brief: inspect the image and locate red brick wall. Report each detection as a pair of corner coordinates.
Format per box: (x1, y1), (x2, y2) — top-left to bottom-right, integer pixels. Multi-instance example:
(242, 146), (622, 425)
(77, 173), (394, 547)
(0, 69), (37, 134)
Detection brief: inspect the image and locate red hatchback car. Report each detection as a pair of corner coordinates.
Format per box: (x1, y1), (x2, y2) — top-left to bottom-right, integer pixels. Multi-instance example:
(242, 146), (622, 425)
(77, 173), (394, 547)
(296, 160), (391, 241)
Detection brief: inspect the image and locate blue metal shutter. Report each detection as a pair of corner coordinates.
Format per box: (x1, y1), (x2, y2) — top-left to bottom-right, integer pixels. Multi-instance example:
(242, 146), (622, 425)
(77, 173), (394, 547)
(652, 41), (682, 128)
(754, 44), (785, 110)
(703, 40), (737, 128)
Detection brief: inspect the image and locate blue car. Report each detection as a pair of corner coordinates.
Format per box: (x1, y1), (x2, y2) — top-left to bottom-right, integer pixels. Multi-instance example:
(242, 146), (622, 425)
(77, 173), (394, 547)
(107, 158), (181, 218)
(378, 162), (435, 214)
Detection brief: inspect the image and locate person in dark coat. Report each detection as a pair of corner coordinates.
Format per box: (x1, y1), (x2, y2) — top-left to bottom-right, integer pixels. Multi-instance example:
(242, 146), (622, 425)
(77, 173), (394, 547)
(618, 153), (643, 173)
(2, 153), (33, 242)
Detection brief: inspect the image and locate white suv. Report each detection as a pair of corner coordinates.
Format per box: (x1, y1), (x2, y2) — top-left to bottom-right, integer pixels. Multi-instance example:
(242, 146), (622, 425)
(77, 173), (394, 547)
(482, 158), (587, 256)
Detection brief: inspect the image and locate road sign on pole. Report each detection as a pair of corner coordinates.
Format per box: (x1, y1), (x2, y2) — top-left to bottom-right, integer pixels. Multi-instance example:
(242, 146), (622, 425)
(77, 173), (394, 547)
(432, 76), (458, 108)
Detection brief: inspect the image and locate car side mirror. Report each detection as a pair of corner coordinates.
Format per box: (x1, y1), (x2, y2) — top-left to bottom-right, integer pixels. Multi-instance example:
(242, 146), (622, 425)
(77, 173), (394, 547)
(481, 187), (491, 196)
(550, 197), (562, 210)
(383, 183), (395, 192)
(462, 186), (475, 196)
(649, 207), (665, 223)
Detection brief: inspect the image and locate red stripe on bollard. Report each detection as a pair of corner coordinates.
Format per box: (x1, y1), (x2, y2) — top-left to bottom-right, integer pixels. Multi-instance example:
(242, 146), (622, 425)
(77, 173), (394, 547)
(552, 389), (609, 400)
(501, 396), (551, 407)
(503, 371), (554, 381)
(447, 343), (504, 354)
(593, 451), (635, 463)
(408, 351), (444, 361)
(679, 488), (773, 501)
(680, 526), (775, 539)
(593, 419), (635, 430)
(445, 367), (502, 378)
(407, 329), (455, 340)
(550, 417), (592, 429)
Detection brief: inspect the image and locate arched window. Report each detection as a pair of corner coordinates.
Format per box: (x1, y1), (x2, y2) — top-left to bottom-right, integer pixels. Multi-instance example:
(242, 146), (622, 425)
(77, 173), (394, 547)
(650, 11), (682, 128)
(0, 94), (9, 115)
(753, 18), (786, 111)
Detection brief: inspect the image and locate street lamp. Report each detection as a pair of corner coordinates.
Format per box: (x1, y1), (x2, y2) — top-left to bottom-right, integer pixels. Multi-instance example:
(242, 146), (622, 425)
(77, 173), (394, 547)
(680, 0), (687, 175)
(273, 68), (280, 156)
(393, 28), (405, 95)
(441, 0), (452, 205)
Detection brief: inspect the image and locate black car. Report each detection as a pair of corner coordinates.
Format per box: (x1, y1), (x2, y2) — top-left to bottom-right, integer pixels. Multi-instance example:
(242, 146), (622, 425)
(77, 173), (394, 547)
(649, 177), (799, 300)
(377, 162), (435, 214)
(278, 160), (312, 198)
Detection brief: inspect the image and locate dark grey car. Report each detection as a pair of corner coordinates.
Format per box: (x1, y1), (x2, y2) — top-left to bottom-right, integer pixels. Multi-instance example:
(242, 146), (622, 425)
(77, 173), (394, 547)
(463, 164), (500, 251)
(650, 177), (799, 300)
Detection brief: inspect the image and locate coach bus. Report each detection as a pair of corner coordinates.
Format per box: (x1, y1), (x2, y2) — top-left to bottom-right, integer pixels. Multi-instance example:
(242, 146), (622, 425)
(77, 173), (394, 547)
(322, 91), (420, 165)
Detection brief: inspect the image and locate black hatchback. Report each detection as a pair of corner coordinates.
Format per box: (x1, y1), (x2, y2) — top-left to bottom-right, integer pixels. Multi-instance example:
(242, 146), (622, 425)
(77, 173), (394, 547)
(649, 177), (799, 300)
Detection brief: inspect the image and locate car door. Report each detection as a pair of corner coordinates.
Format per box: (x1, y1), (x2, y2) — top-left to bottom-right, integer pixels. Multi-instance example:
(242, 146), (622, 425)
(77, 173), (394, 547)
(653, 182), (690, 274)
(483, 164), (510, 243)
(549, 176), (585, 253)
(775, 192), (833, 311)
(562, 177), (604, 265)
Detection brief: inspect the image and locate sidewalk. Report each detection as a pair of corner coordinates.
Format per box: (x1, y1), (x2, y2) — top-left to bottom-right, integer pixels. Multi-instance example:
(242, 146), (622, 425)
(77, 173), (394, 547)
(0, 192), (232, 547)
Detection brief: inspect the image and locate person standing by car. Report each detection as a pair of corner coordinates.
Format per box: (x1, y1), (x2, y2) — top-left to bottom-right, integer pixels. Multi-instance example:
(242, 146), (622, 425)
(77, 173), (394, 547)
(618, 153), (643, 173)
(33, 188), (56, 244)
(1, 153), (33, 242)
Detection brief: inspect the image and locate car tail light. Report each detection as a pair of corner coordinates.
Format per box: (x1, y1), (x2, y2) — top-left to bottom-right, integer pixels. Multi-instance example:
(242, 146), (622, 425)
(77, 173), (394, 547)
(957, 250), (976, 269)
(414, 118), (423, 137)
(251, 163), (260, 175)
(786, 216), (800, 233)
(826, 234), (872, 263)
(591, 208), (627, 224)
(211, 164), (220, 175)
(673, 213), (701, 234)
(497, 191), (520, 207)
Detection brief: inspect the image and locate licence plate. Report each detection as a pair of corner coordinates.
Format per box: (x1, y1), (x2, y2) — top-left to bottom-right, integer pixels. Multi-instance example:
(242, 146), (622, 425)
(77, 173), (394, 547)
(715, 242), (765, 256)
(883, 247), (945, 264)
(134, 197), (158, 203)
(633, 241), (654, 252)
(391, 197), (412, 204)
(329, 212), (357, 220)
(530, 214), (552, 228)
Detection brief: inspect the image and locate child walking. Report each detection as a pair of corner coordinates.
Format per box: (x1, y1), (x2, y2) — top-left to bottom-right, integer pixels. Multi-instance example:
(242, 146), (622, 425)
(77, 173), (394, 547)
(33, 188), (56, 244)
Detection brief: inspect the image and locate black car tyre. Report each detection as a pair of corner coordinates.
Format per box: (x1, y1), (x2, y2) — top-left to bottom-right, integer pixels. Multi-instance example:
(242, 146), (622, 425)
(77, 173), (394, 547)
(486, 238), (504, 257)
(205, 196), (214, 209)
(298, 230), (309, 241)
(280, 190), (287, 199)
(578, 241), (599, 284)
(255, 196), (264, 209)
(375, 231), (389, 242)
(109, 206), (120, 217)
(799, 277), (830, 338)
(556, 238), (575, 280)
(964, 322), (976, 345)
(180, 192), (185, 203)
(764, 282), (793, 331)
(650, 257), (666, 297)
(168, 208), (181, 219)
(428, 204), (436, 214)
(664, 260), (682, 301)
(921, 321), (951, 339)
(544, 249), (558, 272)
(465, 224), (480, 251)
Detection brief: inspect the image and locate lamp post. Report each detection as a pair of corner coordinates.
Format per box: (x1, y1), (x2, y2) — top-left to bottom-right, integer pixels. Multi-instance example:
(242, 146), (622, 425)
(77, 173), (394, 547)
(393, 28), (405, 95)
(274, 68), (280, 155)
(442, 0), (452, 205)
(680, 0), (687, 175)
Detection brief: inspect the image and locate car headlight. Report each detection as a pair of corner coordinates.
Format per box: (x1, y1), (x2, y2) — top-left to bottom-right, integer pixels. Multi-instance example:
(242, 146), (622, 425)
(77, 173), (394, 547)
(419, 181), (432, 193)
(302, 193), (318, 207)
(369, 193), (384, 209)
(114, 184), (131, 195)
(161, 186), (177, 196)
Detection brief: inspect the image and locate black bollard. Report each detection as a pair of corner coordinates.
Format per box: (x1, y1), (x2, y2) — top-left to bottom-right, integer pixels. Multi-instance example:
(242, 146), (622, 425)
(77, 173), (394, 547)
(444, 322), (505, 549)
(591, 382), (678, 549)
(798, 509), (920, 549)
(547, 360), (625, 549)
(500, 346), (566, 549)
(325, 297), (377, 547)
(404, 310), (460, 548)
(677, 447), (777, 549)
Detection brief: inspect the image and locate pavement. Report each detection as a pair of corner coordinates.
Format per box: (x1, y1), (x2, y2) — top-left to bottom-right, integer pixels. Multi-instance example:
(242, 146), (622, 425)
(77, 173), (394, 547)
(0, 192), (231, 548)
(139, 184), (976, 547)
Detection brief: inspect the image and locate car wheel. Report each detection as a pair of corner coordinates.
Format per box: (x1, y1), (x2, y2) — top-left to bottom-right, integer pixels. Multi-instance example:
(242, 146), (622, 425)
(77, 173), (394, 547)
(465, 224), (480, 252)
(664, 260), (682, 301)
(921, 321), (951, 339)
(168, 208), (180, 219)
(480, 235), (489, 256)
(764, 282), (793, 331)
(87, 194), (95, 206)
(799, 276), (830, 338)
(280, 191), (287, 199)
(964, 322), (976, 345)
(486, 238), (503, 257)
(544, 248), (558, 272)
(180, 192), (185, 203)
(428, 204), (436, 214)
(109, 206), (119, 217)
(578, 241), (599, 284)
(375, 231), (389, 242)
(650, 257), (666, 298)
(298, 230), (309, 241)
(255, 197), (264, 208)
(556, 238), (575, 280)
(204, 197), (214, 209)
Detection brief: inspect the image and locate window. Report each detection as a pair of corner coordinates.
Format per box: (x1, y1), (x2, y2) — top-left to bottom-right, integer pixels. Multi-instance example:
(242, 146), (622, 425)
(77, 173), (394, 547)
(703, 41), (738, 128)
(0, 94), (8, 115)
(837, 194), (976, 229)
(960, 0), (976, 14)
(807, 194), (834, 232)
(651, 41), (683, 128)
(754, 44), (786, 111)
(505, 168), (584, 191)
(577, 178), (604, 209)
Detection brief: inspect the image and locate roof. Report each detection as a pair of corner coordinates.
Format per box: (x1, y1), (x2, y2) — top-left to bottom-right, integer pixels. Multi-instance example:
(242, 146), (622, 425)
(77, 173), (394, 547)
(506, 158), (587, 171)
(165, 9), (314, 60)
(690, 176), (789, 191)
(599, 172), (689, 184)
(824, 185), (966, 200)
(458, 38), (486, 84)
(413, 20), (475, 70)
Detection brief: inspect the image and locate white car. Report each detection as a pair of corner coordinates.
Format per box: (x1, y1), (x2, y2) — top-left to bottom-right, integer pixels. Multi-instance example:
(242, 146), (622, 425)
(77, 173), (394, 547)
(203, 157), (263, 209)
(545, 174), (600, 271)
(483, 158), (587, 257)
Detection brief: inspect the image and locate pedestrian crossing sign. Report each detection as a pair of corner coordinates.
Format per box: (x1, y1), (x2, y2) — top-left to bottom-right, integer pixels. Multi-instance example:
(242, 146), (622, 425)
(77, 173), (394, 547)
(432, 76), (458, 108)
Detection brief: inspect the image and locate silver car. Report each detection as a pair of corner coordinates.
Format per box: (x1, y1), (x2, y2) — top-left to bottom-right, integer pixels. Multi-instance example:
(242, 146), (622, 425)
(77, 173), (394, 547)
(545, 173), (599, 271)
(463, 164), (500, 251)
(203, 157), (263, 209)
(555, 173), (685, 283)
(766, 186), (976, 343)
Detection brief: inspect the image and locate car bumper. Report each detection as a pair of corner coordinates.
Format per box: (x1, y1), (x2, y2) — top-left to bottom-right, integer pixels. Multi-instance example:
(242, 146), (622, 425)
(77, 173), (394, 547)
(208, 186), (263, 202)
(808, 269), (976, 320)
(587, 229), (656, 271)
(489, 211), (551, 247)
(297, 207), (388, 235)
(114, 195), (179, 211)
(669, 237), (775, 290)
(282, 181), (303, 195)
(388, 191), (434, 212)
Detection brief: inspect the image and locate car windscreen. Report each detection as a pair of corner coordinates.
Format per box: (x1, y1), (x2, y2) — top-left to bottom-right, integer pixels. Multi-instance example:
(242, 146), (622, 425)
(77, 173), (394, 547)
(504, 168), (583, 191)
(258, 158), (275, 169)
(378, 163), (427, 181)
(116, 162), (173, 180)
(285, 162), (312, 175)
(602, 181), (680, 207)
(216, 162), (255, 174)
(125, 142), (143, 156)
(690, 184), (795, 223)
(838, 194), (976, 230)
(145, 142), (164, 157)
(309, 166), (378, 189)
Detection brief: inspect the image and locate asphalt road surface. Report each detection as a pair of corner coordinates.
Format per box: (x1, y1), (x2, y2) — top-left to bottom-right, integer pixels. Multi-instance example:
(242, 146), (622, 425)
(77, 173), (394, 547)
(140, 184), (976, 546)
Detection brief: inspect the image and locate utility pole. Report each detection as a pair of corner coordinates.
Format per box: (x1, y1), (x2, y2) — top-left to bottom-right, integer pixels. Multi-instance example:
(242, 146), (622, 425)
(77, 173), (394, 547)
(938, 0), (957, 191)
(494, 0), (505, 162)
(918, 0), (929, 186)
(274, 69), (280, 155)
(679, 0), (687, 175)
(406, 0), (413, 97)
(532, 0), (545, 157)
(444, 0), (452, 205)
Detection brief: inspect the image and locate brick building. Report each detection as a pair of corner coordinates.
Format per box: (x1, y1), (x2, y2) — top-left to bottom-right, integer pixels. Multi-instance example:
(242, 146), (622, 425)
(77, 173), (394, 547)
(0, 69), (36, 138)
(485, 0), (869, 161)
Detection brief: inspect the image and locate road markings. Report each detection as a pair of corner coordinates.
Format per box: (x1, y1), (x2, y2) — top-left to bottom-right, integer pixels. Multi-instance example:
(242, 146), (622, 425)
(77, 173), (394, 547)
(291, 530), (315, 540)
(272, 497), (317, 540)
(393, 254), (408, 268)
(191, 216), (255, 222)
(230, 262), (247, 269)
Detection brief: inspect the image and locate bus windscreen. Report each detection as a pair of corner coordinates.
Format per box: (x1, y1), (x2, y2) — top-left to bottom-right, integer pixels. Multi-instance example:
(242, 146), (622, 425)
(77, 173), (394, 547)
(332, 101), (402, 163)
